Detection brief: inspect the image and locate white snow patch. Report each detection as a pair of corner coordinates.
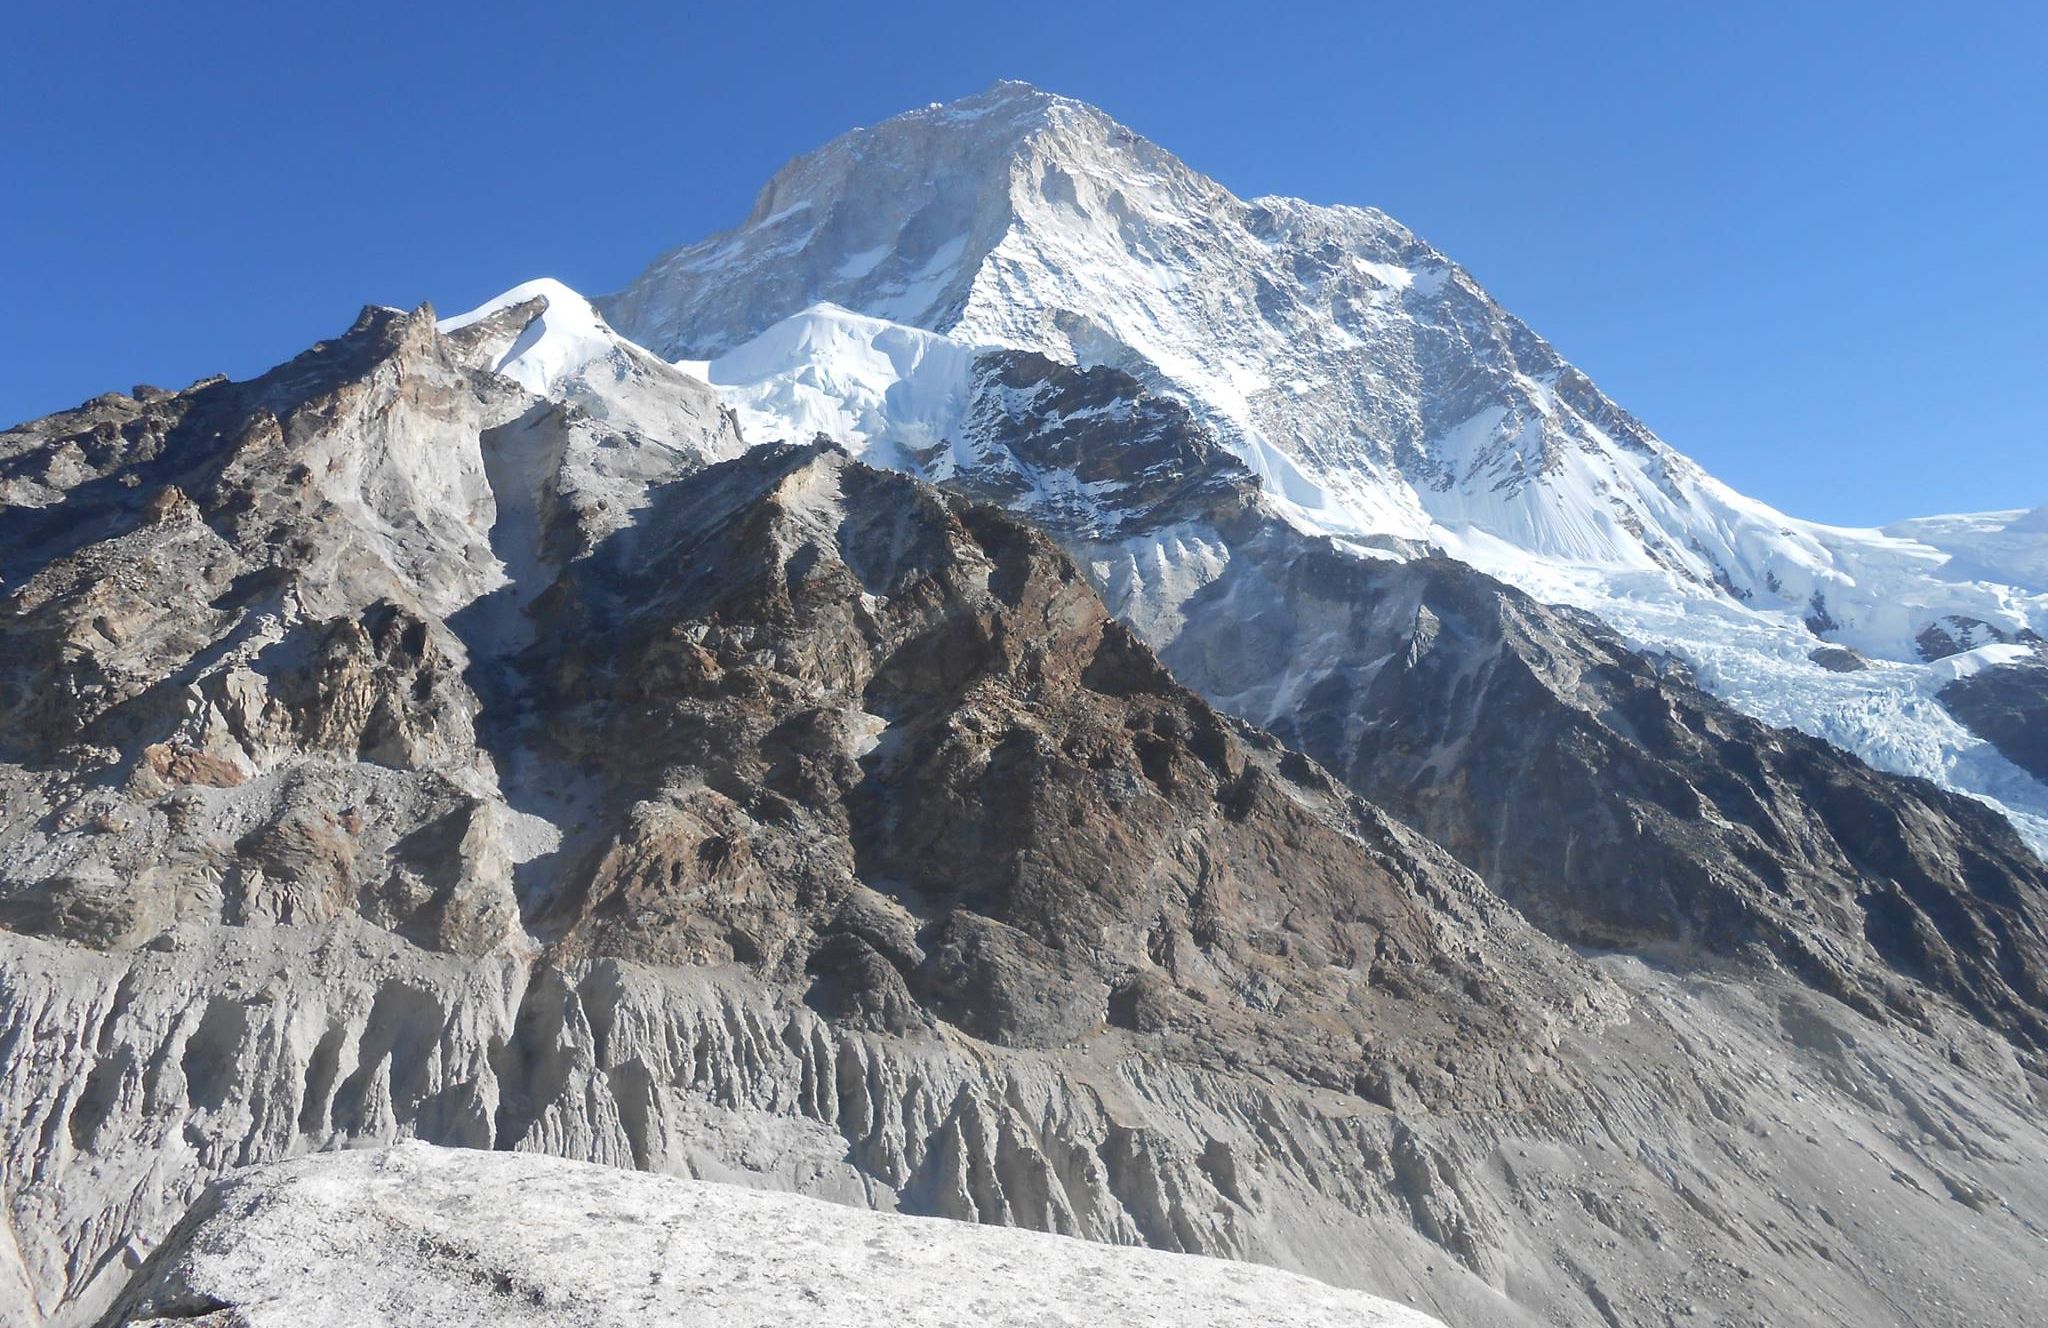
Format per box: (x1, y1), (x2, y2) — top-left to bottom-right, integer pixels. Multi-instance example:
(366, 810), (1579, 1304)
(1351, 258), (1415, 289)
(836, 245), (892, 280)
(1926, 642), (2038, 683)
(698, 304), (985, 473)
(440, 277), (619, 397)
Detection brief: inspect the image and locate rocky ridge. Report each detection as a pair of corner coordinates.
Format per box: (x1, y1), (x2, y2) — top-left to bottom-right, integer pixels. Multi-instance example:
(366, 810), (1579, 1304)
(690, 308), (2048, 1074)
(0, 294), (2045, 1328)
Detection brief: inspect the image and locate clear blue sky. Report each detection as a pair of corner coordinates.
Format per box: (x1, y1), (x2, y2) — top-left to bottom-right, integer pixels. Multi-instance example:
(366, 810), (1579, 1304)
(6, 1), (2043, 524)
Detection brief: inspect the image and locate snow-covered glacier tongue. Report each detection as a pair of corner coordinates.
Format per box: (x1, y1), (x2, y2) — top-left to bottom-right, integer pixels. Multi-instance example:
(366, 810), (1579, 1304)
(601, 79), (2048, 847)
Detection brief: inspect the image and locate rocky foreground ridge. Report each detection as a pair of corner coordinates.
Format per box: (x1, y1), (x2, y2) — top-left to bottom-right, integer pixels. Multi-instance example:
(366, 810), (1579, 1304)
(0, 289), (2042, 1328)
(106, 1142), (1447, 1328)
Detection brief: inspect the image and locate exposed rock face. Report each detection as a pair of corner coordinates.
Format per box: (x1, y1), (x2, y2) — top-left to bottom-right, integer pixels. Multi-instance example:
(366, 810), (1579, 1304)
(2, 302), (2047, 1328)
(1940, 660), (2048, 784)
(1808, 645), (1868, 673)
(1916, 615), (2041, 663)
(0, 292), (749, 960)
(807, 343), (2048, 1074)
(1168, 541), (2048, 1065)
(509, 440), (1580, 1099)
(705, 362), (1873, 1086)
(942, 350), (1258, 541)
(0, 307), (524, 962)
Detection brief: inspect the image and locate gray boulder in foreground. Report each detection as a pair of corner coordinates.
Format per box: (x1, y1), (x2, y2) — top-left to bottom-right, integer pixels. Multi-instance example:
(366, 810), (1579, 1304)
(108, 1142), (1446, 1328)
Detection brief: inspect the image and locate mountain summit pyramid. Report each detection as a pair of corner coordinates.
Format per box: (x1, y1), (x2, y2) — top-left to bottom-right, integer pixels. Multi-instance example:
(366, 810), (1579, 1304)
(601, 80), (2048, 847)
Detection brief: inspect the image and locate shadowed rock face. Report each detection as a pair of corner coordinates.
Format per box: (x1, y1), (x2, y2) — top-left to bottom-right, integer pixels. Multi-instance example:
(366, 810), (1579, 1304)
(916, 352), (2048, 1071)
(513, 441), (1577, 1102)
(1170, 543), (2048, 1062)
(1915, 615), (2042, 662)
(942, 350), (1259, 541)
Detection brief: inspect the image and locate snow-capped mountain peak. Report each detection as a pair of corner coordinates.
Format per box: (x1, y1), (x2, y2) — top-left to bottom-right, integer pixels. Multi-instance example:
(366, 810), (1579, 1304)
(601, 85), (2041, 656)
(594, 84), (2048, 845)
(439, 276), (745, 482)
(600, 91), (1673, 566)
(599, 80), (1195, 355)
(439, 276), (620, 396)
